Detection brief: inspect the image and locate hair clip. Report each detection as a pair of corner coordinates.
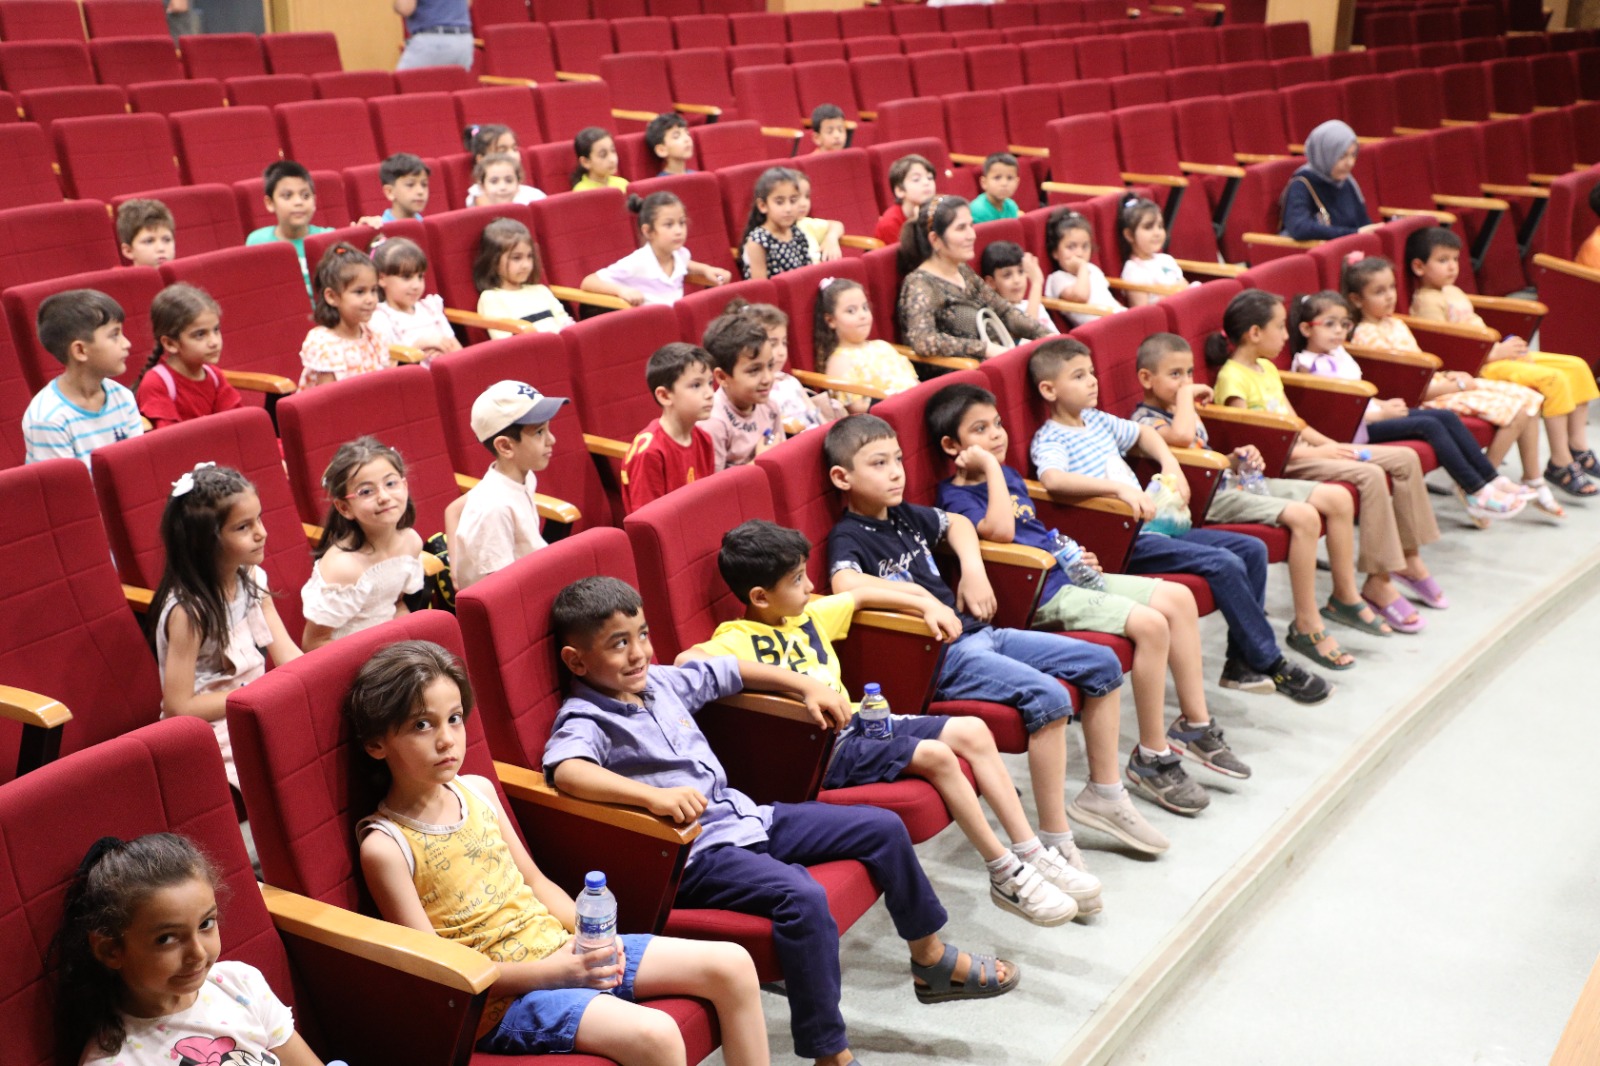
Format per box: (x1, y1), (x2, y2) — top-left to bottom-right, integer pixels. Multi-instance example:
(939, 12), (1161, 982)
(818, 276), (838, 292)
(1344, 250), (1366, 266)
(170, 461), (216, 498)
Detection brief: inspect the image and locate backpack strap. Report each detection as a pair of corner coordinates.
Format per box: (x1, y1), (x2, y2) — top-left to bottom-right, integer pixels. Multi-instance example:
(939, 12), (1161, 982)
(1295, 175), (1331, 227)
(151, 363), (177, 402)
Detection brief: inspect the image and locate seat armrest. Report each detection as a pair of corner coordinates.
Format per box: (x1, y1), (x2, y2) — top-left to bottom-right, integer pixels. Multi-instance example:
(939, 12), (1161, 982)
(222, 370), (296, 395)
(584, 433), (629, 460)
(1481, 182), (1551, 200)
(123, 584), (153, 612)
(791, 368), (888, 401)
(1395, 314), (1497, 375)
(419, 553), (444, 577)
(949, 152), (987, 166)
(698, 693), (834, 805)
(548, 284), (631, 311)
(454, 472), (479, 493)
(1195, 404), (1303, 476)
(1042, 180), (1126, 198)
(1533, 252), (1600, 282)
(1345, 345), (1441, 408)
(891, 343), (980, 371)
(1242, 232), (1321, 250)
(388, 344), (427, 365)
(612, 108), (660, 123)
(1008, 144), (1048, 158)
(1175, 258), (1245, 278)
(1278, 371), (1374, 442)
(1378, 206), (1458, 225)
(303, 523), (324, 544)
(839, 234), (884, 250)
(534, 494), (581, 524)
(674, 102), (721, 116)
(1433, 193), (1511, 212)
(1042, 297), (1115, 318)
(1024, 480), (1142, 573)
(1106, 277), (1187, 296)
(1235, 152), (1290, 164)
(1180, 161), (1247, 178)
(838, 608), (946, 715)
(444, 307), (535, 335)
(760, 125), (805, 140)
(478, 74), (535, 87)
(556, 70), (600, 81)
(0, 685), (69, 730)
(1168, 446), (1227, 519)
(1120, 171), (1188, 188)
(1465, 294), (1546, 316)
(495, 760), (699, 845)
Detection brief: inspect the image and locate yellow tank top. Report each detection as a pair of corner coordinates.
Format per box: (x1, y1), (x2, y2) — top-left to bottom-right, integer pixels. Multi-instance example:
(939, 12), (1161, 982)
(360, 778), (571, 1035)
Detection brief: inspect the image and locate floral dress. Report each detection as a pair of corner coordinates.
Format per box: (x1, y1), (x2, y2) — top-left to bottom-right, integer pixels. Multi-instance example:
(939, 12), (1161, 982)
(1351, 317), (1541, 426)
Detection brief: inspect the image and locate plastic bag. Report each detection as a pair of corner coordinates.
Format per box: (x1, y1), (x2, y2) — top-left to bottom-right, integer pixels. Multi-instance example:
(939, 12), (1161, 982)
(1142, 473), (1192, 537)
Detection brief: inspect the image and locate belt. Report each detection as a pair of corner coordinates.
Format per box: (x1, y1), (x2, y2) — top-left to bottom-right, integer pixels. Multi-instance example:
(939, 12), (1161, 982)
(413, 25), (471, 35)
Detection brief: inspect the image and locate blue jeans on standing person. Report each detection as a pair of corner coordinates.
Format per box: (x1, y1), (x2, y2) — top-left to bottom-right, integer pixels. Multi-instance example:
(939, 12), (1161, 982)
(1126, 528), (1280, 674)
(933, 626), (1125, 732)
(397, 30), (473, 70)
(1365, 407), (1499, 494)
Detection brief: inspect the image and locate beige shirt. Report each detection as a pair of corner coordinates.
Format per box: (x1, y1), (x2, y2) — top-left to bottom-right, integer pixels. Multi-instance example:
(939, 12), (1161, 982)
(452, 464), (546, 591)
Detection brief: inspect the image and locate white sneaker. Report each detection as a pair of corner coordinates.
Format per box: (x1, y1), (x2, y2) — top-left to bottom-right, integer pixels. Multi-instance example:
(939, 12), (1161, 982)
(1029, 845), (1104, 911)
(1068, 785), (1172, 855)
(990, 861), (1078, 926)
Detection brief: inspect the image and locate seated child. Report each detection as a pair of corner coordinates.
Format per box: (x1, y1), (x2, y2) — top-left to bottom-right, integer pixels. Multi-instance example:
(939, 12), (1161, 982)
(546, 576), (1017, 1063)
(825, 415), (1167, 855)
(1044, 208), (1122, 326)
(810, 103), (849, 153)
(1118, 197), (1193, 307)
(379, 152), (430, 221)
(741, 167), (813, 281)
(474, 218), (573, 339)
(725, 298), (846, 432)
(152, 463), (301, 786)
(1576, 182), (1600, 269)
(470, 151), (533, 209)
(874, 153), (938, 247)
(135, 283), (241, 429)
(701, 309), (786, 469)
(646, 112), (695, 176)
(1134, 332), (1370, 669)
(351, 640), (771, 1063)
(816, 276), (919, 413)
(1405, 227), (1600, 497)
(684, 519), (1096, 920)
(928, 384), (1251, 814)
(23, 289), (141, 466)
(370, 237), (462, 359)
(970, 153), (1022, 223)
(583, 191), (731, 306)
(622, 343), (717, 513)
(1026, 338), (1333, 702)
(463, 122), (545, 206)
(299, 244), (390, 389)
(116, 198), (176, 268)
(571, 126), (628, 191)
(980, 240), (1053, 335)
(245, 160), (335, 297)
(794, 171), (845, 262)
(452, 380), (567, 592)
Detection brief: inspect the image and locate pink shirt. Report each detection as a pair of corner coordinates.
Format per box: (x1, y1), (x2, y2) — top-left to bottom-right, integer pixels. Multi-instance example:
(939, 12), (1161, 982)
(298, 323), (390, 389)
(701, 388), (786, 470)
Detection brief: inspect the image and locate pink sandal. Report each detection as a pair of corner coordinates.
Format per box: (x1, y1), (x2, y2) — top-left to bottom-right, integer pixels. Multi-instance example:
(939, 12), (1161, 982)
(1363, 595), (1426, 634)
(1393, 573), (1449, 609)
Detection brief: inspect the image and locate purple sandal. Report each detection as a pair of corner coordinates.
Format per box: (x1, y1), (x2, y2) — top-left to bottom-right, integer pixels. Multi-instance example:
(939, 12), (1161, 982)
(1393, 573), (1449, 609)
(1364, 595), (1427, 634)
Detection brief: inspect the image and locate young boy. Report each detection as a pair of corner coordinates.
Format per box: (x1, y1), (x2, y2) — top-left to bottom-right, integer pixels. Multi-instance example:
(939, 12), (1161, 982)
(683, 519), (1098, 920)
(810, 103), (849, 153)
(451, 380), (567, 591)
(824, 415), (1171, 856)
(622, 342), (717, 513)
(1025, 338), (1332, 704)
(1133, 332), (1368, 671)
(928, 383), (1249, 815)
(970, 152), (1022, 223)
(116, 199), (176, 268)
(379, 152), (431, 221)
(645, 113), (696, 176)
(348, 640), (771, 1063)
(244, 160), (334, 296)
(701, 311), (786, 470)
(22, 289), (140, 466)
(873, 153), (937, 247)
(979, 240), (1054, 335)
(1406, 225), (1600, 490)
(545, 576), (1018, 1066)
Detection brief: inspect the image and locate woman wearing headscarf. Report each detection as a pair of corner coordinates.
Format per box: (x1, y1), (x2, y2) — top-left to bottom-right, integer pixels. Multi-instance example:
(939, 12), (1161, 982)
(1280, 120), (1381, 240)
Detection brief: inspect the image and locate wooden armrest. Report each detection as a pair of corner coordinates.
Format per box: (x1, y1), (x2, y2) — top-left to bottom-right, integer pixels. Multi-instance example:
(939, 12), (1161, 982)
(612, 109), (659, 123)
(857, 109), (877, 121)
(1433, 193), (1510, 211)
(1235, 152), (1290, 164)
(852, 608), (939, 636)
(534, 494), (581, 524)
(1439, 118), (1479, 128)
(584, 433), (629, 460)
(1008, 144), (1049, 158)
(494, 760), (699, 845)
(556, 70), (601, 81)
(1392, 126), (1434, 136)
(673, 102), (722, 116)
(1379, 206), (1458, 225)
(1489, 112), (1523, 122)
(1289, 143), (1304, 154)
(444, 307), (534, 334)
(1175, 258), (1245, 278)
(949, 152), (987, 166)
(420, 552), (444, 577)
(123, 584), (153, 612)
(760, 125), (804, 139)
(791, 368), (888, 400)
(1042, 180), (1127, 197)
(1466, 293), (1547, 316)
(303, 523), (323, 544)
(1242, 232), (1321, 249)
(1533, 252), (1600, 283)
(907, 351), (981, 371)
(478, 74), (536, 87)
(1530, 173), (1564, 184)
(1180, 161), (1247, 178)
(1355, 136), (1385, 146)
(0, 685), (70, 730)
(221, 370), (296, 395)
(1199, 402), (1306, 432)
(1278, 369), (1377, 397)
(839, 234), (884, 250)
(454, 472), (479, 493)
(1024, 478), (1137, 516)
(1344, 344), (1443, 369)
(1041, 297), (1116, 317)
(714, 691), (823, 726)
(388, 344), (427, 364)
(1194, 2), (1225, 10)
(1149, 4), (1186, 13)
(978, 540), (1055, 570)
(1106, 276), (1187, 295)
(1120, 171), (1188, 188)
(1171, 446), (1229, 470)
(1481, 183), (1550, 199)
(261, 884), (497, 995)
(548, 284), (631, 311)
(1396, 313), (1498, 341)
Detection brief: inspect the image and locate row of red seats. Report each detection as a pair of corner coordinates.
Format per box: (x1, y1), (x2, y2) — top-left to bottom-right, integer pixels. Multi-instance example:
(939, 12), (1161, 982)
(0, 0), (169, 42)
(1350, 1), (1504, 45)
(0, 30), (343, 92)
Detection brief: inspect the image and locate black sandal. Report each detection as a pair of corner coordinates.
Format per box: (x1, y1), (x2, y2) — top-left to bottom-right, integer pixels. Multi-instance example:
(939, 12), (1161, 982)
(1546, 461), (1598, 498)
(911, 944), (1020, 1004)
(1574, 449), (1598, 475)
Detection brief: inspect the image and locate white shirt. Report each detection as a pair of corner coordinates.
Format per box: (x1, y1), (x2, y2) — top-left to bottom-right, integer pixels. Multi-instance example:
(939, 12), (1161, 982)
(597, 244), (689, 306)
(1045, 264), (1121, 326)
(1120, 253), (1186, 302)
(79, 961), (294, 1066)
(452, 464), (547, 591)
(371, 293), (453, 350)
(465, 182), (546, 207)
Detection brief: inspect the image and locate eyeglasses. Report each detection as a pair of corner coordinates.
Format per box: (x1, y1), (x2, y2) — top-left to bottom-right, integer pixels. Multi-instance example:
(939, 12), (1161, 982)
(1313, 317), (1353, 330)
(345, 475), (407, 502)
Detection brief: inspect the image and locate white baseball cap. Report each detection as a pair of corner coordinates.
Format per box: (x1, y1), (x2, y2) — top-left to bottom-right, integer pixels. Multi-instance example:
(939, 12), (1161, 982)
(470, 380), (568, 442)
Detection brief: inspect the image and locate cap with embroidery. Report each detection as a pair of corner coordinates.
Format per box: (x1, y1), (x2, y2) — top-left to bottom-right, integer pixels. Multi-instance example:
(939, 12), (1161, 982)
(470, 380), (568, 442)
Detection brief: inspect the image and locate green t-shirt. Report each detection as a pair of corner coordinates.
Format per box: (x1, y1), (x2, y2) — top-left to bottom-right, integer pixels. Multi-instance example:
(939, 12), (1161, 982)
(970, 196), (1020, 223)
(246, 224), (334, 298)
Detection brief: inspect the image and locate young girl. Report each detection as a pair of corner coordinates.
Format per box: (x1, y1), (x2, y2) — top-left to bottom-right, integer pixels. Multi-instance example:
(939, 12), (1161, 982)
(817, 276), (920, 412)
(1290, 289), (1548, 519)
(794, 172), (844, 262)
(152, 463), (302, 786)
(1118, 197), (1190, 307)
(581, 191), (731, 307)
(299, 244), (390, 389)
(474, 218), (573, 340)
(52, 833), (326, 1066)
(469, 153), (531, 209)
(464, 123), (544, 207)
(1043, 209), (1122, 326)
(135, 284), (242, 430)
(1343, 256), (1551, 507)
(741, 167), (812, 281)
(1208, 290), (1445, 633)
(300, 436), (425, 652)
(570, 126), (628, 192)
(370, 238), (461, 360)
(346, 640), (771, 1064)
(726, 298), (845, 431)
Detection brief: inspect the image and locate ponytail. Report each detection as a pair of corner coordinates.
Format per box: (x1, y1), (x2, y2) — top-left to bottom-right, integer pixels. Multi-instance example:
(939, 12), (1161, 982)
(1287, 290), (1350, 354)
(897, 194), (969, 275)
(1207, 288), (1283, 367)
(1202, 332), (1233, 368)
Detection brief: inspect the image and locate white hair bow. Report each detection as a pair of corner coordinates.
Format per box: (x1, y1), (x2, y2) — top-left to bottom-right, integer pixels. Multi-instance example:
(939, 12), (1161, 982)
(170, 461), (216, 498)
(817, 276), (838, 293)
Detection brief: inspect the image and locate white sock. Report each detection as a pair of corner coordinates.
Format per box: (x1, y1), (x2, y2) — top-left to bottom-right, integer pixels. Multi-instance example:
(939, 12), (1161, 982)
(1036, 829), (1074, 853)
(986, 850), (1023, 883)
(1138, 744), (1171, 761)
(1089, 781), (1125, 801)
(1011, 836), (1043, 861)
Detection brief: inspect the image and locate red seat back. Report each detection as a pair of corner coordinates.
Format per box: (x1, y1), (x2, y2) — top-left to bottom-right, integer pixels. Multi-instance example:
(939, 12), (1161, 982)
(732, 63), (804, 128)
(751, 424), (839, 588)
(0, 0), (85, 42)
(791, 58), (858, 122)
(179, 32), (265, 80)
(691, 118), (772, 172)
(1391, 69), (1446, 132)
(88, 34), (182, 84)
(674, 276), (777, 346)
(276, 98), (380, 173)
(0, 40), (94, 91)
(630, 171), (737, 275)
(262, 31), (343, 75)
(0, 199), (121, 294)
(1111, 72), (1168, 110)
(127, 77), (227, 115)
(560, 302), (681, 442)
(1068, 303), (1170, 418)
(908, 49), (967, 98)
(172, 105), (282, 186)
(0, 121), (61, 207)
(1159, 278), (1243, 373)
(838, 5), (891, 38)
(666, 48), (738, 117)
(1488, 56), (1537, 116)
(454, 84), (543, 148)
(82, 0), (168, 37)
(225, 72), (314, 108)
(877, 98), (947, 148)
(730, 10), (785, 44)
(850, 54), (914, 115)
(550, 19), (613, 75)
(480, 23), (559, 83)
(1439, 63), (1493, 123)
(674, 14), (731, 49)
(1072, 35), (1127, 80)
(964, 44), (1022, 92)
(793, 147), (881, 238)
(1004, 84), (1065, 150)
(528, 186), (636, 289)
(17, 83), (125, 129)
(534, 78), (612, 142)
(369, 91), (460, 159)
(52, 112), (180, 200)
(1170, 26), (1220, 68)
(771, 257), (868, 373)
(1281, 82), (1344, 145)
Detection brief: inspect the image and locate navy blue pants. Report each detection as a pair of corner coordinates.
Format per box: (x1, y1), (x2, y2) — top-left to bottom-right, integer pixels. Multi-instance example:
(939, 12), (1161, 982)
(1366, 408), (1497, 494)
(675, 801), (948, 1058)
(1127, 528), (1280, 673)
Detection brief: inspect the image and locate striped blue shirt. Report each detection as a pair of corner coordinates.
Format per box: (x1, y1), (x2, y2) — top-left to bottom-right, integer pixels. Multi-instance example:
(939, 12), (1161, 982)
(23, 379), (143, 466)
(1029, 408), (1141, 487)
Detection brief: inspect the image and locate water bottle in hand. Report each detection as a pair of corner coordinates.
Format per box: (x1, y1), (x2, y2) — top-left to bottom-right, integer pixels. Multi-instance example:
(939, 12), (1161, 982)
(1239, 467), (1270, 496)
(1221, 468), (1240, 494)
(859, 683), (893, 741)
(1050, 530), (1106, 590)
(574, 871), (618, 966)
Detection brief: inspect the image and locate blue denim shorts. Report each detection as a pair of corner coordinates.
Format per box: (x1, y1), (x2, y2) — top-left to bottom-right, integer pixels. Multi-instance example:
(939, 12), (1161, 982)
(821, 714), (949, 791)
(476, 933), (654, 1055)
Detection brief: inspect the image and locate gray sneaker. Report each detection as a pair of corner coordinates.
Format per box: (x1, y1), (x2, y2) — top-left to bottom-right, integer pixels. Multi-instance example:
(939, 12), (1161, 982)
(1125, 749), (1210, 816)
(1068, 785), (1171, 854)
(1167, 716), (1253, 779)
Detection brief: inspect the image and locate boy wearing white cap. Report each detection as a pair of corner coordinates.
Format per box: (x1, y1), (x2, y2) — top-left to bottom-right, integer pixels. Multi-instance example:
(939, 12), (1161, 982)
(452, 380), (568, 591)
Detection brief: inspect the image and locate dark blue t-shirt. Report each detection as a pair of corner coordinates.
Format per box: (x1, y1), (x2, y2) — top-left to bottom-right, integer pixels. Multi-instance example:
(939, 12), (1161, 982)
(406, 0), (470, 33)
(827, 503), (985, 634)
(937, 465), (1069, 603)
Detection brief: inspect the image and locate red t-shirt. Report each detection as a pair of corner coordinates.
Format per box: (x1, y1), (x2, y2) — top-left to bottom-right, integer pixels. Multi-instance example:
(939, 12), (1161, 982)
(621, 419), (715, 513)
(135, 364), (243, 430)
(874, 204), (907, 248)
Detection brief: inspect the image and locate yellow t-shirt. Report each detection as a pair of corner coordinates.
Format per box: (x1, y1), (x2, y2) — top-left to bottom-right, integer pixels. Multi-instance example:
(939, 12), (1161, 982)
(1213, 356), (1291, 414)
(695, 594), (855, 698)
(573, 174), (629, 192)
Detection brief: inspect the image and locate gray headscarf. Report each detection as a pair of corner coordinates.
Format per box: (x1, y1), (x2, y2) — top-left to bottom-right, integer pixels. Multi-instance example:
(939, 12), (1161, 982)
(1282, 119), (1365, 214)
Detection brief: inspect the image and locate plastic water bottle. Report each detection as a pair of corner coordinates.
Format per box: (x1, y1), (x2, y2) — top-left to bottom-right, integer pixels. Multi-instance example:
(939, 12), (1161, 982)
(574, 871), (618, 962)
(1239, 467), (1270, 495)
(1050, 530), (1106, 590)
(859, 683), (893, 741)
(1220, 467), (1240, 493)
(1355, 448), (1372, 461)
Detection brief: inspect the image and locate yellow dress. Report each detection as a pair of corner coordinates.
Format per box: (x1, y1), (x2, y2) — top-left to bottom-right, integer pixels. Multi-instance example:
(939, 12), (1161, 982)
(1351, 317), (1542, 426)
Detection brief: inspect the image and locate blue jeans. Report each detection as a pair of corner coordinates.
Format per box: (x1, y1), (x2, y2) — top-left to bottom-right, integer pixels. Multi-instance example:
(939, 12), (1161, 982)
(476, 933), (654, 1054)
(1127, 528), (1281, 673)
(397, 31), (474, 70)
(1365, 408), (1497, 493)
(935, 625), (1125, 733)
